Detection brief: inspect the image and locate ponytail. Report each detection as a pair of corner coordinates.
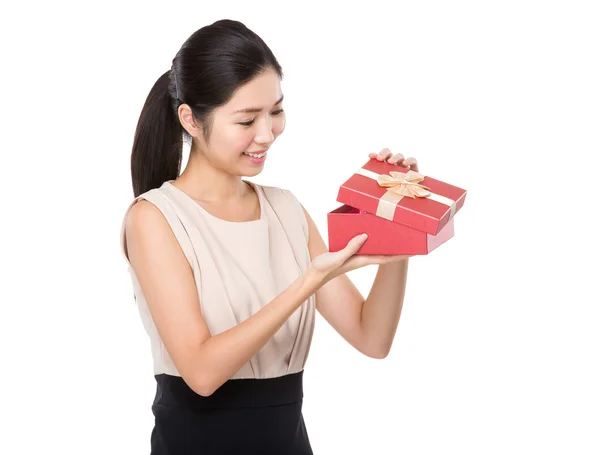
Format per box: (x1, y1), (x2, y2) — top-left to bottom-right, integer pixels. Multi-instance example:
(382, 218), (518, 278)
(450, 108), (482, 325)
(130, 70), (182, 197)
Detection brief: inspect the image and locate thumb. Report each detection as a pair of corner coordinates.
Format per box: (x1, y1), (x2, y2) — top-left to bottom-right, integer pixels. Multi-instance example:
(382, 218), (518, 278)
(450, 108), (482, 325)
(340, 233), (368, 258)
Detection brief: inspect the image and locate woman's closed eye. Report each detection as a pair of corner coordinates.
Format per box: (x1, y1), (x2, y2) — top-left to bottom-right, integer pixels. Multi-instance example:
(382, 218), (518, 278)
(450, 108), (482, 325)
(239, 109), (284, 127)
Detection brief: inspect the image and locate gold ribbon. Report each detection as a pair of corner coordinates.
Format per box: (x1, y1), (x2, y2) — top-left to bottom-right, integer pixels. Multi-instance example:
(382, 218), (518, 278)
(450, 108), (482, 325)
(376, 170), (431, 198)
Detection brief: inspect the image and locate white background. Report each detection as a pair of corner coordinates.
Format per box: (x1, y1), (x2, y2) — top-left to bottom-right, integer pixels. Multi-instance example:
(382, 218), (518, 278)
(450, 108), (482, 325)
(1, 1), (599, 454)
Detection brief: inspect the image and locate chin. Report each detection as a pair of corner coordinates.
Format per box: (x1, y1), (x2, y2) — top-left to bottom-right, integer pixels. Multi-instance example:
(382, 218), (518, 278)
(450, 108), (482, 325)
(244, 165), (265, 177)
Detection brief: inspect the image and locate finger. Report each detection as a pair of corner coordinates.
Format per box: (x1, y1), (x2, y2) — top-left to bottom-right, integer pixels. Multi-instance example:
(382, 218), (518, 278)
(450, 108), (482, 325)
(340, 233), (368, 258)
(388, 254), (411, 262)
(366, 255), (395, 264)
(337, 253), (409, 276)
(387, 153), (405, 165)
(363, 254), (411, 265)
(403, 157), (419, 171)
(376, 148), (392, 161)
(339, 254), (397, 274)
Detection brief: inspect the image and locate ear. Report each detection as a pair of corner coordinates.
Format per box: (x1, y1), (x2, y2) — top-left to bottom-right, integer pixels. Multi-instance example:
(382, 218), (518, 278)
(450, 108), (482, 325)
(178, 104), (204, 140)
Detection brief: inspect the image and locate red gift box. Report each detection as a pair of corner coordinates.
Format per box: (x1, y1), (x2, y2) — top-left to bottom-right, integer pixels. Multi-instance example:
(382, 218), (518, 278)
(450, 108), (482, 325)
(327, 159), (466, 255)
(328, 205), (455, 255)
(336, 159), (467, 235)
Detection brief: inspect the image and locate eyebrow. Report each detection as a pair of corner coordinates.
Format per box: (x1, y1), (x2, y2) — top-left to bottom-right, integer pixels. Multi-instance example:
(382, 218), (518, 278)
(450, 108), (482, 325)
(233, 95), (284, 114)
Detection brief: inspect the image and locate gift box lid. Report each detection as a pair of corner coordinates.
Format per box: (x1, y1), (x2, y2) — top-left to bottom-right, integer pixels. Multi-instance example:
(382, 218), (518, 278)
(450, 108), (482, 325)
(336, 158), (467, 235)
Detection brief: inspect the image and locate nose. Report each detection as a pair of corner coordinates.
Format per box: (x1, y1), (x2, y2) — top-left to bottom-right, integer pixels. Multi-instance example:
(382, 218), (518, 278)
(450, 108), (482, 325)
(255, 116), (275, 146)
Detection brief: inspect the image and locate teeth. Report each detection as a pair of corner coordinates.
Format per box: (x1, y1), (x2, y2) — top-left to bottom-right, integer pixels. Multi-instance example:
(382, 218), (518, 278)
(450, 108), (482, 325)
(244, 152), (266, 158)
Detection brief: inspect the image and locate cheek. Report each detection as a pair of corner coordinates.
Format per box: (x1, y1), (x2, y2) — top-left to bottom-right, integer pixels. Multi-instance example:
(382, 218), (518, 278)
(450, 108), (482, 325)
(273, 116), (286, 137)
(224, 126), (254, 152)
(240, 131), (256, 151)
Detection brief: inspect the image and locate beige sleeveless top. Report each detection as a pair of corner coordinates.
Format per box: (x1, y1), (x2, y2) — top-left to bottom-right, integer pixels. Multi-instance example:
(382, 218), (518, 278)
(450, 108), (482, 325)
(120, 180), (316, 380)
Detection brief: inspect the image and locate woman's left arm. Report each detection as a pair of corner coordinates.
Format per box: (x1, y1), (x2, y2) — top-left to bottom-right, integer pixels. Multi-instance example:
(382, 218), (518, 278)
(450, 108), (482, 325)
(302, 148), (419, 359)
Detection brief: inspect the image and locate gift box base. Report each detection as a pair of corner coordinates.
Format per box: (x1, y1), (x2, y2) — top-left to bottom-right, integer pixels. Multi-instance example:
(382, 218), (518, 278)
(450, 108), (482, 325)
(327, 205), (454, 255)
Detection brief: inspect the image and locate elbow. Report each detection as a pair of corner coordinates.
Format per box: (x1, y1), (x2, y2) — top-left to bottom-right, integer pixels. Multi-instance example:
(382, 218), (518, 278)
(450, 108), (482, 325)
(367, 345), (391, 360)
(186, 347), (229, 397)
(188, 374), (218, 397)
(358, 338), (391, 359)
(370, 350), (390, 360)
(194, 383), (216, 398)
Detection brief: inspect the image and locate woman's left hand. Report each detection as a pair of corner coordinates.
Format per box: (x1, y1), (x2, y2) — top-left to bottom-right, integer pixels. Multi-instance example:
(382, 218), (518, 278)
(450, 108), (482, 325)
(369, 148), (419, 173)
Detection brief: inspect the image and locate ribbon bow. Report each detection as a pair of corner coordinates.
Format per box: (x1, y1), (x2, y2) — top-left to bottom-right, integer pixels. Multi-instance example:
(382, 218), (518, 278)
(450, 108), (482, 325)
(377, 170), (431, 198)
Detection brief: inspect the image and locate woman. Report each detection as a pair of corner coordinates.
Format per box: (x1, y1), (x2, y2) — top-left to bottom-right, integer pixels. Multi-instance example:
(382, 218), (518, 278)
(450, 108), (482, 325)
(120, 19), (419, 454)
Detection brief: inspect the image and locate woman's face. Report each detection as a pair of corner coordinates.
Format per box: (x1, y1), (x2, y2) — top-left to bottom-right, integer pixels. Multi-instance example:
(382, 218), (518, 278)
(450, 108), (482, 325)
(190, 69), (286, 177)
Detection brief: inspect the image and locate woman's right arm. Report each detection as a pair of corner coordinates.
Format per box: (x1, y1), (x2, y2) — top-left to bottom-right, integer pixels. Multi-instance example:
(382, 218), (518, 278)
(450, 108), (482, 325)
(124, 200), (324, 397)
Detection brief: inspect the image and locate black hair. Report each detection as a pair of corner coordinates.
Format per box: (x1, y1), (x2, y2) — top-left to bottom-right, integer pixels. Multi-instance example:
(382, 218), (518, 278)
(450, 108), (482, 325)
(130, 19), (283, 197)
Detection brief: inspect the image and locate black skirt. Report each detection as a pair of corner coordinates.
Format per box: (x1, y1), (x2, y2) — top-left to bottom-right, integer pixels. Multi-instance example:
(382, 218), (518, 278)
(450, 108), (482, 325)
(149, 370), (313, 454)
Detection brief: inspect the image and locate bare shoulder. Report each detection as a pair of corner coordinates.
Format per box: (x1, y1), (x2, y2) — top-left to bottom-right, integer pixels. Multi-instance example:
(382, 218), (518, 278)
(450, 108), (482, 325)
(123, 199), (167, 259)
(126, 199), (164, 237)
(124, 197), (192, 284)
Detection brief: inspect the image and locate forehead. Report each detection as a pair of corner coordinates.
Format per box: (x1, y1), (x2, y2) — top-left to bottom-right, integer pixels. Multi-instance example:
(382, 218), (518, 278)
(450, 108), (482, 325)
(226, 70), (283, 112)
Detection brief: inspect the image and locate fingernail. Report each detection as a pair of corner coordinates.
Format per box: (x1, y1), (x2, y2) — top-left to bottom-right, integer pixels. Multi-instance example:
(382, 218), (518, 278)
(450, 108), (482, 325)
(361, 233), (368, 239)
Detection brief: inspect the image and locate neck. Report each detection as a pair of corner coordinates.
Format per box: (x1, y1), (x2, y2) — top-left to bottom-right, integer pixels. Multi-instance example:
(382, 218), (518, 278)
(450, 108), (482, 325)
(177, 152), (248, 203)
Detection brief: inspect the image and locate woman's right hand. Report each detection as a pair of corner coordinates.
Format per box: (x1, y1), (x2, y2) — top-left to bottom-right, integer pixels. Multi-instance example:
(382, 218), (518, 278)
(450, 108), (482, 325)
(307, 233), (411, 287)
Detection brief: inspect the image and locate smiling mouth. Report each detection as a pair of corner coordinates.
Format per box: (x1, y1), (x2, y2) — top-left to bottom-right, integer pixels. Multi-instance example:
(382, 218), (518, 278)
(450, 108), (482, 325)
(243, 151), (267, 158)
